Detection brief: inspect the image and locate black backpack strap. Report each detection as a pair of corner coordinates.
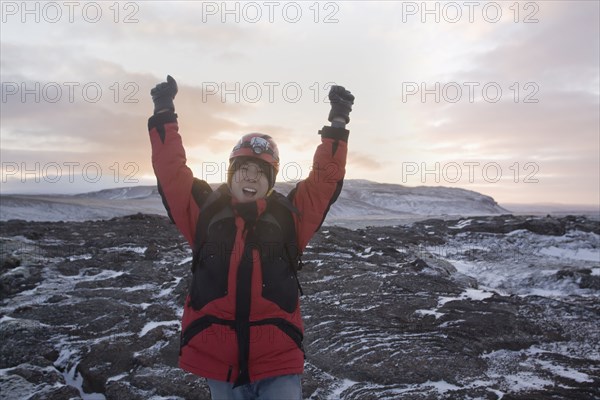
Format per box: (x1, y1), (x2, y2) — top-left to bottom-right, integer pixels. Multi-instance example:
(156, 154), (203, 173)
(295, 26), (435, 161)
(191, 178), (214, 208)
(249, 318), (304, 352)
(157, 178), (212, 225)
(274, 191), (304, 268)
(192, 184), (232, 269)
(157, 179), (175, 224)
(267, 191), (304, 295)
(180, 315), (235, 353)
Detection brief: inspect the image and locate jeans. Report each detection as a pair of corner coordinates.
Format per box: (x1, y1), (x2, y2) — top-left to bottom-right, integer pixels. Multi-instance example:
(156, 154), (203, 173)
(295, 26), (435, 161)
(207, 374), (302, 400)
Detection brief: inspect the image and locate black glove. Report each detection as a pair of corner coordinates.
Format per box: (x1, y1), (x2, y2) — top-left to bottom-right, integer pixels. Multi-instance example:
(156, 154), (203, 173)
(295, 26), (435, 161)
(151, 75), (178, 114)
(328, 85), (354, 125)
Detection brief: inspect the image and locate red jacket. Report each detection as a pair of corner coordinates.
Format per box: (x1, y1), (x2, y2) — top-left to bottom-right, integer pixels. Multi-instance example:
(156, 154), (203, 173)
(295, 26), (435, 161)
(148, 111), (348, 386)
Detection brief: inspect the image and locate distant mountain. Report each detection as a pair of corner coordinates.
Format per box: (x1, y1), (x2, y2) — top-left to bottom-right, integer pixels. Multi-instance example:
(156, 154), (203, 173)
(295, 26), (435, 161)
(74, 185), (160, 200)
(2, 180), (509, 223)
(327, 179), (508, 216)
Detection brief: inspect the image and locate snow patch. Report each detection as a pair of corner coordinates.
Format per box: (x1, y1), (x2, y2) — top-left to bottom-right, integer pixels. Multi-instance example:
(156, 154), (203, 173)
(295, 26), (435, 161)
(107, 373), (128, 382)
(415, 309), (445, 319)
(139, 320), (179, 337)
(328, 378), (357, 399)
(425, 380), (463, 393)
(539, 246), (599, 262)
(122, 284), (156, 293)
(536, 359), (593, 383)
(105, 246), (147, 254)
(178, 256), (193, 265)
(68, 254), (93, 261)
(54, 347), (106, 400)
(448, 219), (472, 229)
(438, 288), (494, 307)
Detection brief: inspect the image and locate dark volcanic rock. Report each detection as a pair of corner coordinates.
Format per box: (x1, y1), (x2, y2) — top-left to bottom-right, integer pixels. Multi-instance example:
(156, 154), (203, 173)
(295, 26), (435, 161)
(1, 213), (598, 399)
(0, 318), (58, 369)
(523, 216), (566, 236)
(1, 255), (21, 270)
(556, 268), (600, 290)
(563, 214), (600, 234)
(0, 263), (44, 298)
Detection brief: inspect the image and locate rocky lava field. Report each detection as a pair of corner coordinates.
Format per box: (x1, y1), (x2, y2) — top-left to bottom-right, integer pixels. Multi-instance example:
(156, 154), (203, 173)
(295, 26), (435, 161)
(1, 214), (599, 399)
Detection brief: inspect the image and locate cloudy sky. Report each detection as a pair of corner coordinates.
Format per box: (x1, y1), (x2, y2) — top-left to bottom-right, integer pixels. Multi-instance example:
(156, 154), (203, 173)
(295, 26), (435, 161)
(1, 1), (599, 206)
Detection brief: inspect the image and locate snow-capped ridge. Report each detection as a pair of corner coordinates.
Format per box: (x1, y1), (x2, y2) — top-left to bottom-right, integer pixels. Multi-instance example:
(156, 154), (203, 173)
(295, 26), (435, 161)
(1, 180), (511, 223)
(74, 185), (159, 200)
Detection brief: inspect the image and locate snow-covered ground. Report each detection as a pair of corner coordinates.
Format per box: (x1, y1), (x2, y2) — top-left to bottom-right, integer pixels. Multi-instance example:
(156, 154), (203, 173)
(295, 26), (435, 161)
(426, 228), (600, 298)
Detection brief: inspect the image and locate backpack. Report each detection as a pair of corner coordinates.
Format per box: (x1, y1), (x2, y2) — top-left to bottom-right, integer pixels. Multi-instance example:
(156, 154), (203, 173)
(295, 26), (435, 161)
(190, 184), (304, 309)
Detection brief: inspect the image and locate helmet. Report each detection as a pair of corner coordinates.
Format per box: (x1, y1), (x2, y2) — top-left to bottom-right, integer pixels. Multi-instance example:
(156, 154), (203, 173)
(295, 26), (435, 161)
(229, 133), (280, 174)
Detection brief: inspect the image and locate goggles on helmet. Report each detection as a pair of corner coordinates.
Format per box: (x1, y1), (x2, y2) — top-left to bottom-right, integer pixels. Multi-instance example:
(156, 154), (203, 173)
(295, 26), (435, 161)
(229, 133), (280, 180)
(232, 136), (279, 162)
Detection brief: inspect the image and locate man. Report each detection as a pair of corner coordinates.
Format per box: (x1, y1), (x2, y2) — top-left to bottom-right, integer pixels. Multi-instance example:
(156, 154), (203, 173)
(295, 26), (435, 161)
(148, 75), (354, 399)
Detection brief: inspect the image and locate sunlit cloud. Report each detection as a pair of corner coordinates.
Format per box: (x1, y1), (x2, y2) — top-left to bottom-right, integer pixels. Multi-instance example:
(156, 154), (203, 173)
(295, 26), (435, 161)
(1, 1), (598, 205)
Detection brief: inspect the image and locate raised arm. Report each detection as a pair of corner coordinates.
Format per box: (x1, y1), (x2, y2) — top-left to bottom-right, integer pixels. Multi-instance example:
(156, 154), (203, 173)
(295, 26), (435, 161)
(148, 76), (210, 246)
(291, 85), (354, 249)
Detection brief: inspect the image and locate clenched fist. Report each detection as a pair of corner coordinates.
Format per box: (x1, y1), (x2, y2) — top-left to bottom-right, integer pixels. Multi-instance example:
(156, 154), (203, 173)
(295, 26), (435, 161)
(151, 75), (178, 114)
(328, 85), (354, 125)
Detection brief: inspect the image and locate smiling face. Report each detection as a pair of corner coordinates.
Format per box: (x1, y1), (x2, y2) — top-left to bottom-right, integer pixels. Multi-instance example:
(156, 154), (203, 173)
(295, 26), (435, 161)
(229, 160), (270, 203)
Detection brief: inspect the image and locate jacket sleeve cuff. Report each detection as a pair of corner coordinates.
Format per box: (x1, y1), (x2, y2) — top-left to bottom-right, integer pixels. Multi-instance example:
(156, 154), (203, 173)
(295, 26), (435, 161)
(318, 126), (349, 142)
(148, 111), (178, 131)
